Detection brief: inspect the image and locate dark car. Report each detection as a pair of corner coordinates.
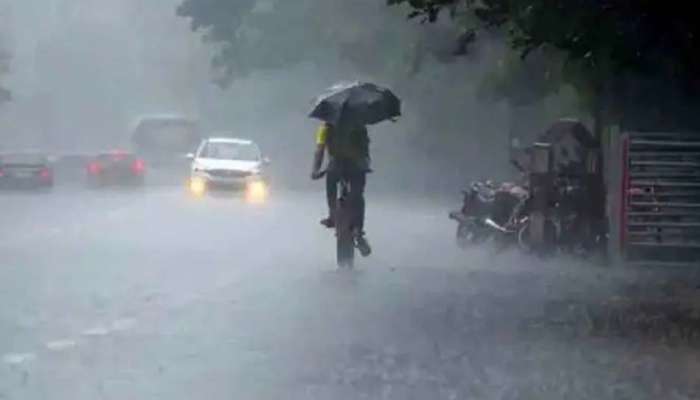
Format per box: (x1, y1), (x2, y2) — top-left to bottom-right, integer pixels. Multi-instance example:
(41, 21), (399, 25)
(86, 151), (146, 188)
(0, 152), (54, 190)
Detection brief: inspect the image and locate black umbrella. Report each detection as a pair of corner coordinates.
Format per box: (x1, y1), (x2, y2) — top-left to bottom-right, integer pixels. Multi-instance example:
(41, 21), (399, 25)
(309, 81), (401, 126)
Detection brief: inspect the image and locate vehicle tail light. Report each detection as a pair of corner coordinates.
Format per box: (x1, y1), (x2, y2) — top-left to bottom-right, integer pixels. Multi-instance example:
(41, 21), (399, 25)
(87, 162), (102, 175)
(131, 159), (145, 175)
(39, 168), (52, 181)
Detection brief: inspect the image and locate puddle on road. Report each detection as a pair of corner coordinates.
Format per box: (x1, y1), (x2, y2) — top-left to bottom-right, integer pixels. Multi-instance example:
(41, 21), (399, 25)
(82, 326), (111, 337)
(111, 318), (137, 332)
(45, 339), (77, 352)
(2, 352), (36, 365)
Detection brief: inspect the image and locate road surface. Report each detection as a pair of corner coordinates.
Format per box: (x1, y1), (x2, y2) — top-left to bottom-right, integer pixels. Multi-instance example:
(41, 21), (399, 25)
(0, 186), (698, 399)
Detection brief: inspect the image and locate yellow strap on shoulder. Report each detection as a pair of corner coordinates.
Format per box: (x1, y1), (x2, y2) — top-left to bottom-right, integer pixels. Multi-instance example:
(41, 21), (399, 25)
(316, 123), (328, 146)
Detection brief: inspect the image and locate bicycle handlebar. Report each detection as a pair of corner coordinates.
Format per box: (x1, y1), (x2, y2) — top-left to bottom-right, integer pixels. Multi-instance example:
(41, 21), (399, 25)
(312, 170), (327, 180)
(313, 167), (373, 181)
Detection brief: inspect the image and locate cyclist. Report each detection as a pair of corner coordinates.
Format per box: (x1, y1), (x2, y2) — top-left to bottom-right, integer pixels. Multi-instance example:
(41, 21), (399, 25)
(311, 121), (372, 256)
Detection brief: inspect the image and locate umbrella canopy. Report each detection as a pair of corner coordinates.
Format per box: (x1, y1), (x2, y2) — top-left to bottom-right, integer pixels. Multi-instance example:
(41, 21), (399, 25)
(309, 81), (401, 126)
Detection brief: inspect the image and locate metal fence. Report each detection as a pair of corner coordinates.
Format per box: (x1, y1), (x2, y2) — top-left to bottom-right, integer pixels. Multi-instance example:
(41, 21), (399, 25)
(620, 132), (700, 265)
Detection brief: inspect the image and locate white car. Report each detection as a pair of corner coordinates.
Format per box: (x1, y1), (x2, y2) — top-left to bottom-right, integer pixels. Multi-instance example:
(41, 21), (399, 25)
(187, 137), (269, 200)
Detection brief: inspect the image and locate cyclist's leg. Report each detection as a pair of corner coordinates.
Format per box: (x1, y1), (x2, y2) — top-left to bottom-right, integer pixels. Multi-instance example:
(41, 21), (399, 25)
(348, 170), (370, 256)
(323, 169), (339, 227)
(348, 171), (366, 232)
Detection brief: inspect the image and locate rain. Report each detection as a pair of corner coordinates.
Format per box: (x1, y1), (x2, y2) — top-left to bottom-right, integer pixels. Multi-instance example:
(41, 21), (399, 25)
(0, 1), (699, 399)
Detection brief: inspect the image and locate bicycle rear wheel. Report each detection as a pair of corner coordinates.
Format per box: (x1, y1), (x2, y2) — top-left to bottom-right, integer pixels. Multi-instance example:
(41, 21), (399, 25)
(335, 201), (355, 269)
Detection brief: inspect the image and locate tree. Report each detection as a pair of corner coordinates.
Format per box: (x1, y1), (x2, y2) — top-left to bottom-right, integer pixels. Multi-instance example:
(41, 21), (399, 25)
(389, 0), (700, 131)
(477, 46), (563, 106)
(389, 1), (700, 82)
(177, 0), (425, 87)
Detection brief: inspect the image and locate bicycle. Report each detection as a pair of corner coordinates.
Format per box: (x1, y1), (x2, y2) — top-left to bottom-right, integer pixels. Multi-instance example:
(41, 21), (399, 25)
(315, 170), (365, 269)
(335, 177), (356, 269)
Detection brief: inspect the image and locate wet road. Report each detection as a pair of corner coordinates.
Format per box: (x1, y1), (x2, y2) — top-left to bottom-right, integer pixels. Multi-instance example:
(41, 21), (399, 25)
(1, 187), (699, 399)
(0, 186), (460, 399)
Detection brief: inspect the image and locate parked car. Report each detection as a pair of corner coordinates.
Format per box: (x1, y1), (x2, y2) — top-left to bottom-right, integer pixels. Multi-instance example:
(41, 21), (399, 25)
(86, 150), (146, 188)
(187, 137), (269, 202)
(0, 152), (54, 190)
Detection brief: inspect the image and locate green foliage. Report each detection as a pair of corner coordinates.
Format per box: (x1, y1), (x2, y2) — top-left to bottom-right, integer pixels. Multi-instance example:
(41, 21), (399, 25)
(478, 47), (564, 106)
(389, 0), (700, 94)
(177, 0), (319, 85)
(177, 0), (424, 86)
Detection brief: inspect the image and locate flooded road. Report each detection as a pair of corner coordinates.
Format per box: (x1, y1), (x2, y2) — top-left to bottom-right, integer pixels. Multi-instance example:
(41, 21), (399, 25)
(0, 187), (698, 399)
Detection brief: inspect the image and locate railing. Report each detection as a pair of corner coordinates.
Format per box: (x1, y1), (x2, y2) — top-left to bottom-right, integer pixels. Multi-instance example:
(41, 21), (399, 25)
(621, 132), (700, 264)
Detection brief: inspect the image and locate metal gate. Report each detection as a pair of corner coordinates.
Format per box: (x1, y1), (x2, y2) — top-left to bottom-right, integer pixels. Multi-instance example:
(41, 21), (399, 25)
(620, 132), (700, 265)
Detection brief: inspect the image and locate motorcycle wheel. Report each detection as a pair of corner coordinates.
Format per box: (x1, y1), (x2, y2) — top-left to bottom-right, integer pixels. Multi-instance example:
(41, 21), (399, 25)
(517, 222), (532, 253)
(456, 221), (482, 249)
(517, 219), (557, 256)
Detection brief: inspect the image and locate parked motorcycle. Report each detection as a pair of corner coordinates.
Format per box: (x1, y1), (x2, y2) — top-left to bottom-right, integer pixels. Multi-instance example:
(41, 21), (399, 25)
(483, 182), (531, 251)
(449, 180), (497, 248)
(449, 178), (529, 250)
(450, 154), (605, 257)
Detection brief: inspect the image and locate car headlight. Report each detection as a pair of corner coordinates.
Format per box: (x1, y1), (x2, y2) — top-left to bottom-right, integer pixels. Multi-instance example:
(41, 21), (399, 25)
(245, 179), (267, 203)
(189, 176), (207, 196)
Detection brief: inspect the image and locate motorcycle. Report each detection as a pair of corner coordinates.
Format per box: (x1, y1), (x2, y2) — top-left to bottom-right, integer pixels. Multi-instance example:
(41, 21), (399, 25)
(449, 178), (530, 250)
(449, 180), (497, 248)
(483, 182), (531, 251)
(449, 157), (606, 257)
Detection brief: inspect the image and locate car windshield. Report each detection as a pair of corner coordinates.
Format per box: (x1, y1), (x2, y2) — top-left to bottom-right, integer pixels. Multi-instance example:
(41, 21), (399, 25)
(0, 153), (47, 165)
(200, 141), (260, 161)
